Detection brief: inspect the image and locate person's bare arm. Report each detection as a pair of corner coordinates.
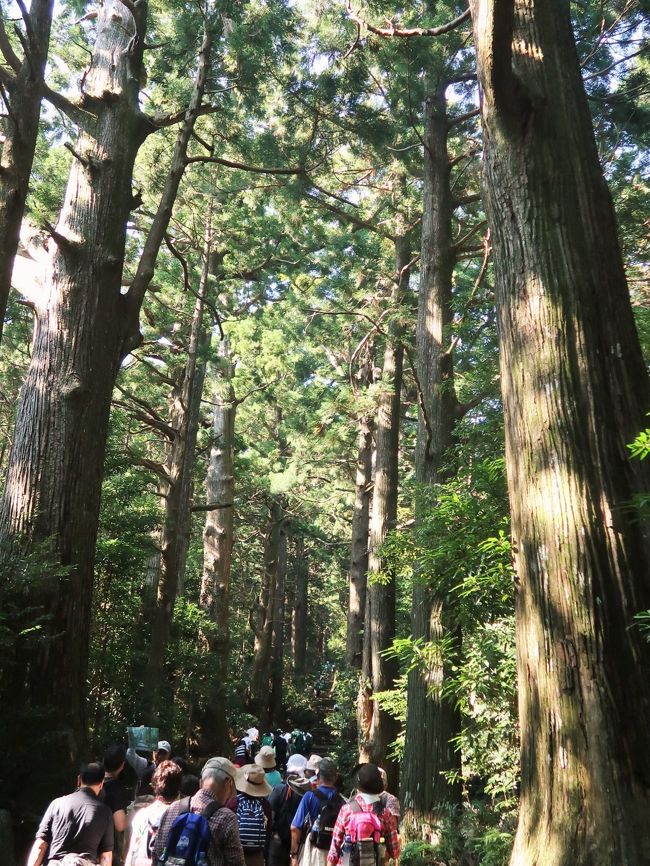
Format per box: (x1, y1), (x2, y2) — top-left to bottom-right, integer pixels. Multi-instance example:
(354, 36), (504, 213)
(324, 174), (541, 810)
(290, 827), (302, 860)
(99, 851), (113, 866)
(113, 809), (128, 834)
(26, 839), (48, 866)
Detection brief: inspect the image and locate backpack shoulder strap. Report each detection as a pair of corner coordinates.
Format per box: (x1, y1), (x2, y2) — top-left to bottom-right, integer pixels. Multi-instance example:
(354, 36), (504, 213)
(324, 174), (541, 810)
(178, 797), (192, 817)
(312, 790), (327, 803)
(202, 801), (223, 820)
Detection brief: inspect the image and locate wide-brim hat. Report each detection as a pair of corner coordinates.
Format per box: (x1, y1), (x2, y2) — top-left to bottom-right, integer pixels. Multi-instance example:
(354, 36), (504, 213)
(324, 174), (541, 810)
(305, 754), (322, 772)
(287, 754), (307, 775)
(237, 763), (273, 797)
(255, 745), (277, 769)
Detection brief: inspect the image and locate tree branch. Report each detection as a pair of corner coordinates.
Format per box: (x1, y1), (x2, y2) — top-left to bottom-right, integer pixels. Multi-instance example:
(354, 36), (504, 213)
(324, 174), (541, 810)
(121, 26), (214, 355)
(185, 154), (306, 175)
(145, 101), (222, 131)
(346, 2), (471, 38)
(0, 13), (21, 72)
(42, 82), (95, 130)
(127, 454), (172, 483)
(305, 190), (394, 241)
(447, 106), (480, 129)
(191, 501), (234, 512)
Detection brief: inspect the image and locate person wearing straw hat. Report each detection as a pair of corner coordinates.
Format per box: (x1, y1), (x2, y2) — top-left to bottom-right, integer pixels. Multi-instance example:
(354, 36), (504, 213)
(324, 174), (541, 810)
(255, 746), (283, 788)
(232, 765), (273, 866)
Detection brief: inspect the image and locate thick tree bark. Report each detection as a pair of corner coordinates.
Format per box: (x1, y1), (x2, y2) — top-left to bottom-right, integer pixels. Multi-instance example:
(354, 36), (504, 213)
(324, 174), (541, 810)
(144, 226), (212, 718)
(0, 0), (150, 768)
(361, 229), (410, 790)
(198, 339), (236, 754)
(270, 522), (288, 727)
(401, 80), (462, 841)
(346, 381), (374, 669)
(250, 499), (283, 730)
(291, 535), (308, 675)
(469, 2), (650, 864)
(0, 0), (53, 342)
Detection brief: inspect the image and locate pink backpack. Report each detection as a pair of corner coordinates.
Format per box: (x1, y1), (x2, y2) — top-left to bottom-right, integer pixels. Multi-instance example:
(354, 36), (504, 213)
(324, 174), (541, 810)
(347, 798), (385, 866)
(348, 799), (383, 842)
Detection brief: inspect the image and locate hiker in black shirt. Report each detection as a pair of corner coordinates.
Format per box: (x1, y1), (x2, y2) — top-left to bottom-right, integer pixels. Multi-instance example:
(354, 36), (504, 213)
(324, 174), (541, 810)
(101, 746), (130, 865)
(27, 763), (114, 866)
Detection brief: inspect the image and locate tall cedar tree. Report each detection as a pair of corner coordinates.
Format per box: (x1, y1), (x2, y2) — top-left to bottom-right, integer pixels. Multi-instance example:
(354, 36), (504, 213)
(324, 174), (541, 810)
(469, 1), (650, 863)
(0, 0), (212, 771)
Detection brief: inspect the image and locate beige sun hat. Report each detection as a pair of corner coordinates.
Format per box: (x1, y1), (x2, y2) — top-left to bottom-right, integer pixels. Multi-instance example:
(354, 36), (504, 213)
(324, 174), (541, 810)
(237, 763), (273, 797)
(255, 745), (277, 769)
(305, 754), (322, 772)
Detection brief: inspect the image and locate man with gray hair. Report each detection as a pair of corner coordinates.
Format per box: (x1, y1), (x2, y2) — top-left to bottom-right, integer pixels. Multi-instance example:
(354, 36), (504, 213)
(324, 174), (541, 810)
(154, 758), (245, 866)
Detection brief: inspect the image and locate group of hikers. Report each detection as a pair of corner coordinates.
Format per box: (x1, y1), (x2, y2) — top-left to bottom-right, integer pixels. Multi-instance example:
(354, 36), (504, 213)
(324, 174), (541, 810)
(26, 731), (400, 866)
(233, 729), (316, 774)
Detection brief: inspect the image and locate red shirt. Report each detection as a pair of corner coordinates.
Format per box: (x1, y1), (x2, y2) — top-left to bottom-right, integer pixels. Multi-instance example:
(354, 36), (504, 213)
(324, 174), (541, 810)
(327, 795), (400, 865)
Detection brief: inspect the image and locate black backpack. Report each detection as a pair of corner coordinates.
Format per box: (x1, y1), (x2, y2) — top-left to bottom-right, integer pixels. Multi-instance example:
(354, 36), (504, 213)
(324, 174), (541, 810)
(309, 790), (345, 850)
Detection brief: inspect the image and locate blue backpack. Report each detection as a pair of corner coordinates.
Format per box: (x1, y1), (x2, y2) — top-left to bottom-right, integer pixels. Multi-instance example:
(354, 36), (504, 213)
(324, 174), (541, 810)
(160, 797), (223, 866)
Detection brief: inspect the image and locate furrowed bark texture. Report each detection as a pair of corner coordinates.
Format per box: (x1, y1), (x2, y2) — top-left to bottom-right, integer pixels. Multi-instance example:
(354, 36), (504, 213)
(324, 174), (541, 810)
(469, 1), (650, 863)
(0, 0), (53, 341)
(401, 79), (462, 841)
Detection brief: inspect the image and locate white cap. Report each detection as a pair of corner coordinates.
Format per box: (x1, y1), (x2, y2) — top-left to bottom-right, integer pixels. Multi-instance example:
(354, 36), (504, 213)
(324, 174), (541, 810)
(157, 740), (172, 753)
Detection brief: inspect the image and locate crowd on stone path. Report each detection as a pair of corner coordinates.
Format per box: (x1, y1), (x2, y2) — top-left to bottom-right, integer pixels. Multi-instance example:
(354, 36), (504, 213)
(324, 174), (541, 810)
(26, 728), (400, 866)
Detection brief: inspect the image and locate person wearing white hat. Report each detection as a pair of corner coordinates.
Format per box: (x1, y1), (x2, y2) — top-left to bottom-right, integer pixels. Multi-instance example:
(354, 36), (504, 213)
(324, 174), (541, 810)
(126, 736), (172, 782)
(255, 746), (283, 788)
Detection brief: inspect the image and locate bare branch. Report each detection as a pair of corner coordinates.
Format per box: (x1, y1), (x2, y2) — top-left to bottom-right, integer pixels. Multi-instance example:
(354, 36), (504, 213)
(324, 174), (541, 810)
(185, 154), (306, 175)
(121, 26), (214, 353)
(42, 83), (95, 130)
(346, 2), (471, 38)
(145, 101), (222, 131)
(0, 12), (21, 72)
(191, 501), (234, 512)
(447, 106), (480, 129)
(445, 232), (491, 357)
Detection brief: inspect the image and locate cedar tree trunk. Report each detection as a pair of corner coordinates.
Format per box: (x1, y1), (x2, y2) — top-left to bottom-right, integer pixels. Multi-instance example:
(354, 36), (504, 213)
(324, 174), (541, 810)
(0, 0), (53, 342)
(198, 338), (236, 754)
(469, 2), (650, 863)
(401, 79), (463, 840)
